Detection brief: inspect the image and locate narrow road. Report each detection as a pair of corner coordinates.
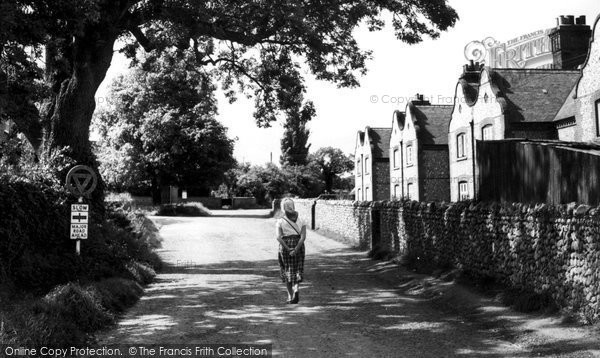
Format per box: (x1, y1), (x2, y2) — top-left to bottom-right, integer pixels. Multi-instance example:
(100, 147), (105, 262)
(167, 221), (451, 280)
(97, 210), (535, 357)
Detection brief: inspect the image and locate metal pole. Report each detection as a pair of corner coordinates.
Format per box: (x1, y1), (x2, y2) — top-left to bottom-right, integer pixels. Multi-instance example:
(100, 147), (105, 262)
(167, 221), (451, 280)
(76, 196), (83, 256)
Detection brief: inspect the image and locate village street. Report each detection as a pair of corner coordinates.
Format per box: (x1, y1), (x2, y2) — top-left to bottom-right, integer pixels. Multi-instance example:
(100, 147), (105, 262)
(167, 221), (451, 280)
(97, 210), (600, 357)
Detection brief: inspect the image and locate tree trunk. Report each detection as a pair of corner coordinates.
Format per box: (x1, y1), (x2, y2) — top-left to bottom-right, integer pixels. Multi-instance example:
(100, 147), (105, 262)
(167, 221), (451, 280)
(43, 32), (117, 167)
(151, 174), (162, 205)
(39, 30), (118, 208)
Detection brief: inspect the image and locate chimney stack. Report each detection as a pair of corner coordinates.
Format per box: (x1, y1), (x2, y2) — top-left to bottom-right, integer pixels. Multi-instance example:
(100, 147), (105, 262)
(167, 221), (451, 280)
(550, 15), (592, 69)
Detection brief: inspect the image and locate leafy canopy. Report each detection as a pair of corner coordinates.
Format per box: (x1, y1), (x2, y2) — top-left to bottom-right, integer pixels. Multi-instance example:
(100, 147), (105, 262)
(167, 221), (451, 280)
(1, 0), (458, 148)
(93, 49), (235, 194)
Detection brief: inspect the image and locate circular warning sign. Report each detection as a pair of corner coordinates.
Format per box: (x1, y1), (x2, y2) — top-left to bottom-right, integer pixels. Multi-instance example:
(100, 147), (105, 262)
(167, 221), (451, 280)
(65, 165), (98, 197)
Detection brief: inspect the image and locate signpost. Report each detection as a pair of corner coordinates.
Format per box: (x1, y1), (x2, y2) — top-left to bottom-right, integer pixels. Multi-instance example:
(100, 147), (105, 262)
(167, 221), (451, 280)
(65, 165), (97, 255)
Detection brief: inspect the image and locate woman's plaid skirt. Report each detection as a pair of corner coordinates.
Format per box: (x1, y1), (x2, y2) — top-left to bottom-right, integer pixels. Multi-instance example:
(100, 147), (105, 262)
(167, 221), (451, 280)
(278, 234), (305, 285)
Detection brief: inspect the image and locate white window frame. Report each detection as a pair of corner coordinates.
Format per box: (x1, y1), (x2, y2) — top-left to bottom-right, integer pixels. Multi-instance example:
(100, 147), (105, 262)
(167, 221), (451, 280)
(394, 184), (400, 199)
(365, 156), (370, 174)
(393, 148), (400, 169)
(596, 99), (600, 137)
(482, 125), (493, 141)
(365, 187), (370, 200)
(459, 181), (469, 201)
(457, 133), (466, 159)
(357, 158), (361, 175)
(406, 144), (413, 166)
(406, 183), (414, 200)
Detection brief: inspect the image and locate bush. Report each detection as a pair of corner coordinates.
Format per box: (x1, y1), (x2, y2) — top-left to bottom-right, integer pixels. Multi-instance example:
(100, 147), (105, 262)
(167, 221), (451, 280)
(156, 202), (211, 216)
(0, 169), (165, 346)
(125, 261), (157, 285)
(41, 283), (114, 333)
(90, 278), (144, 313)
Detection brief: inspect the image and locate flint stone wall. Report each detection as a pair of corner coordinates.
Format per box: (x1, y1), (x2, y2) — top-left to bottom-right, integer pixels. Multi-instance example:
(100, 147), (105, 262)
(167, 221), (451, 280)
(284, 198), (600, 321)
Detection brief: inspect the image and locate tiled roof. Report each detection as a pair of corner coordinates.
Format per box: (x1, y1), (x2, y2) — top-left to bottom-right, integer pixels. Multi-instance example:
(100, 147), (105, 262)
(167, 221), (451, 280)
(490, 69), (581, 123)
(554, 86), (577, 121)
(411, 105), (453, 145)
(368, 127), (392, 159)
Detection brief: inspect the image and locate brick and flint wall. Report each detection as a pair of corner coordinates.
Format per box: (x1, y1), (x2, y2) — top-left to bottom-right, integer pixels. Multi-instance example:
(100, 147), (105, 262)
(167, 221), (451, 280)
(420, 147), (450, 202)
(372, 160), (390, 201)
(287, 198), (600, 322)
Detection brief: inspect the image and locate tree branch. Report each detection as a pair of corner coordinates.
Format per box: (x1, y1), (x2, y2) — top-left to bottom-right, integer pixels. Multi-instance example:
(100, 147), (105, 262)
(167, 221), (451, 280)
(128, 26), (154, 51)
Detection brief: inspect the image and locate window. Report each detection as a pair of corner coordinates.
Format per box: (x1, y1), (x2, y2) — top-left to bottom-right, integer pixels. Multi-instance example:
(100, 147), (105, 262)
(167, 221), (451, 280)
(406, 145), (413, 166)
(456, 133), (466, 159)
(365, 187), (370, 200)
(482, 125), (493, 141)
(393, 148), (400, 169)
(357, 188), (362, 201)
(394, 185), (400, 199)
(365, 157), (370, 174)
(356, 159), (361, 175)
(459, 181), (469, 201)
(407, 183), (414, 200)
(484, 93), (489, 103)
(596, 99), (600, 137)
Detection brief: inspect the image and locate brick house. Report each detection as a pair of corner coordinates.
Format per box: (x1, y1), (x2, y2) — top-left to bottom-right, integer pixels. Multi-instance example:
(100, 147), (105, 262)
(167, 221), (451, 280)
(555, 15), (600, 142)
(354, 126), (391, 201)
(448, 63), (580, 201)
(389, 96), (452, 201)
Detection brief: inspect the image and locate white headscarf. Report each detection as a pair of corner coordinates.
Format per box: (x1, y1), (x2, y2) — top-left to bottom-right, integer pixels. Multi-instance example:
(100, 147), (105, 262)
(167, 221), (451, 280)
(281, 198), (298, 222)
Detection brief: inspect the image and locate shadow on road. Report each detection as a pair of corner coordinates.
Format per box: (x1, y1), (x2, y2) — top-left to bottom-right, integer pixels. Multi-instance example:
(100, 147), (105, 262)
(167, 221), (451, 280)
(97, 245), (600, 357)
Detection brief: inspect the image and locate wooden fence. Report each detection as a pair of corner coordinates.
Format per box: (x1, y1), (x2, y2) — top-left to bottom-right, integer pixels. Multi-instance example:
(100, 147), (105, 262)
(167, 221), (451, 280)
(477, 140), (600, 205)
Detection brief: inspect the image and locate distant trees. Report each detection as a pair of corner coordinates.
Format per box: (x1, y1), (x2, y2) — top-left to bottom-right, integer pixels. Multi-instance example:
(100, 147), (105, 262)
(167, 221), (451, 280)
(280, 101), (314, 166)
(92, 50), (235, 201)
(230, 163), (323, 205)
(310, 147), (355, 193)
(226, 146), (354, 204)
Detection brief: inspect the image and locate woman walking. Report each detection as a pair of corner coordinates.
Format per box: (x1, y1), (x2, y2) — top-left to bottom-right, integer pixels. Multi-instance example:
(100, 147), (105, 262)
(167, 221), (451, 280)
(276, 198), (306, 304)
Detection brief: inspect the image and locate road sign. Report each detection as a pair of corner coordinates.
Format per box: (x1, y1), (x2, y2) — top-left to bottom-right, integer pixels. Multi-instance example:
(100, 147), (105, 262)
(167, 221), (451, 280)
(70, 224), (88, 240)
(70, 202), (89, 241)
(71, 204), (89, 212)
(65, 165), (97, 197)
(71, 211), (88, 224)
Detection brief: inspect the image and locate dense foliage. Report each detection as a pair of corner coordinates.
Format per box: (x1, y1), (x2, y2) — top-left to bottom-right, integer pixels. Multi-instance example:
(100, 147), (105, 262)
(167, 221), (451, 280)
(280, 101), (314, 166)
(0, 172), (161, 294)
(92, 50), (235, 199)
(0, 0), (458, 167)
(310, 147), (355, 193)
(230, 163), (323, 205)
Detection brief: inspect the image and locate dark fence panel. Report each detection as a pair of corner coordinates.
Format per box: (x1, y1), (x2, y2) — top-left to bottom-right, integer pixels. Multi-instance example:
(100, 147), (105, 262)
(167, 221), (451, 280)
(478, 140), (600, 205)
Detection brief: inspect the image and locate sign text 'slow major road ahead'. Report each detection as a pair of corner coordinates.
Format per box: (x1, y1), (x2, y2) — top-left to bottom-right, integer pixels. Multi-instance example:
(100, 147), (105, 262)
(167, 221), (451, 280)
(70, 204), (89, 240)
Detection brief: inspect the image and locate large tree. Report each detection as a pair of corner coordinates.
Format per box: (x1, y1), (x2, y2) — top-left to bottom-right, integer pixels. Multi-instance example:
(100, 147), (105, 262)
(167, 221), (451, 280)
(93, 50), (235, 201)
(280, 101), (314, 166)
(1, 0), (458, 170)
(310, 147), (354, 193)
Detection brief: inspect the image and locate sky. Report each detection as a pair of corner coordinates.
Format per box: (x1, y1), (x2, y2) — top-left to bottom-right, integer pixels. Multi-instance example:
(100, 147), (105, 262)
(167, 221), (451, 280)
(95, 0), (599, 165)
